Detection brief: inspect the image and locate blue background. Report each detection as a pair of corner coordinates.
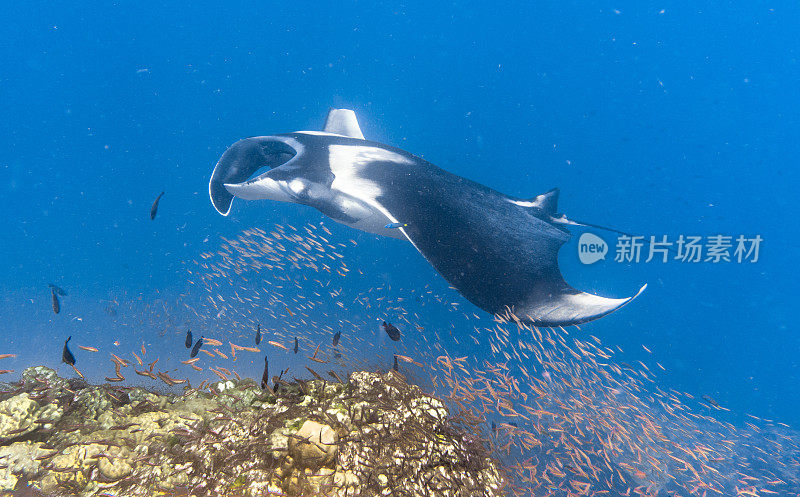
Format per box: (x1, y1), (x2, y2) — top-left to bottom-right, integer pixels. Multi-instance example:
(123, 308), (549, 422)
(2, 2), (799, 425)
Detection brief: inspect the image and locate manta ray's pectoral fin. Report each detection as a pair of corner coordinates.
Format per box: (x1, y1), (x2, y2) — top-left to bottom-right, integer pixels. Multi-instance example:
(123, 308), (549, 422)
(513, 283), (647, 326)
(323, 108), (365, 139)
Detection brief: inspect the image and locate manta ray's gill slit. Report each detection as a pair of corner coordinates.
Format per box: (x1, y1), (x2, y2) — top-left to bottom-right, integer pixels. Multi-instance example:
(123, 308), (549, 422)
(166, 225), (800, 497)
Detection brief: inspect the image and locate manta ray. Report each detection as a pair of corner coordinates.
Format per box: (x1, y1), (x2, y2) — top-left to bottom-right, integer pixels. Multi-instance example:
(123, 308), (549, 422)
(209, 109), (645, 326)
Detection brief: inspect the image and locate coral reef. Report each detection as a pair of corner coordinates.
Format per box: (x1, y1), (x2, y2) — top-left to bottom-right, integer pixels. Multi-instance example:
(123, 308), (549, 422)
(0, 366), (503, 496)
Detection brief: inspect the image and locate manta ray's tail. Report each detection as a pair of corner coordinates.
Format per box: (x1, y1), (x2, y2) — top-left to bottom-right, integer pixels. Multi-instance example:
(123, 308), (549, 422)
(552, 216), (637, 238)
(552, 215), (679, 256)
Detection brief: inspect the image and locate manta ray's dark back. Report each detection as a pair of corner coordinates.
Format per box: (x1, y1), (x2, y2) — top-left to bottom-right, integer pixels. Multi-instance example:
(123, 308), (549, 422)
(358, 152), (645, 326)
(209, 108), (645, 326)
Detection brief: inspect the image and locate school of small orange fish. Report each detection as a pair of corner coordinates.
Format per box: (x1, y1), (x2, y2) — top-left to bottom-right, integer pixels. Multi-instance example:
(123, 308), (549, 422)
(9, 222), (798, 496)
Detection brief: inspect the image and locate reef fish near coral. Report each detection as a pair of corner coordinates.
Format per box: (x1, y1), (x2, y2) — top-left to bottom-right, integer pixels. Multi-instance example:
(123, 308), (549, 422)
(260, 356), (269, 390)
(382, 321), (401, 342)
(190, 337), (203, 358)
(61, 336), (75, 366)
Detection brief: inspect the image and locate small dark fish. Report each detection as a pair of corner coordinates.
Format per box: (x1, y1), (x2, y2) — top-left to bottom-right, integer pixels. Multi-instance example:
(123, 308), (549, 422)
(393, 355), (399, 372)
(384, 222), (408, 229)
(150, 191), (165, 220)
(260, 356), (269, 390)
(305, 366), (324, 381)
(190, 337), (203, 358)
(185, 329), (193, 349)
(491, 421), (496, 434)
(382, 321), (401, 341)
(255, 324), (262, 345)
(332, 331), (341, 347)
(293, 337), (299, 354)
(702, 394), (721, 409)
(50, 289), (60, 315)
(48, 283), (67, 296)
(62, 336), (75, 366)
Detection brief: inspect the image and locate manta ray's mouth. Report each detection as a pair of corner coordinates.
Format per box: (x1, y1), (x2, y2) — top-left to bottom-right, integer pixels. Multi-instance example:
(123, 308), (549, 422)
(244, 142), (297, 184)
(209, 137), (297, 215)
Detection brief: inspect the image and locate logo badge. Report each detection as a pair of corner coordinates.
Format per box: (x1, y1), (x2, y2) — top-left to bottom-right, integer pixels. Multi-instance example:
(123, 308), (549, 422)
(578, 233), (607, 265)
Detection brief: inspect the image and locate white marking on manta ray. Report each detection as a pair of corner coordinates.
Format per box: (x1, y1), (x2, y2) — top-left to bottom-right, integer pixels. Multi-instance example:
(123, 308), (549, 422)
(328, 144), (413, 201)
(508, 199), (536, 208)
(327, 144), (421, 248)
(278, 136), (306, 157)
(288, 179), (306, 194)
(295, 131), (349, 138)
(533, 289), (640, 321)
(227, 176), (294, 202)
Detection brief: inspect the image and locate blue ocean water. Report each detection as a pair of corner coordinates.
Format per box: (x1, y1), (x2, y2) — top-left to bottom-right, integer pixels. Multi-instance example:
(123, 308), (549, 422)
(2, 1), (799, 493)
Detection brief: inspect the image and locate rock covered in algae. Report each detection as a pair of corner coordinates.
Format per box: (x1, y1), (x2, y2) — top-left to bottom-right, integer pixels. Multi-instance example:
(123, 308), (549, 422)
(0, 366), (504, 496)
(0, 393), (62, 442)
(0, 441), (50, 491)
(288, 419), (339, 468)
